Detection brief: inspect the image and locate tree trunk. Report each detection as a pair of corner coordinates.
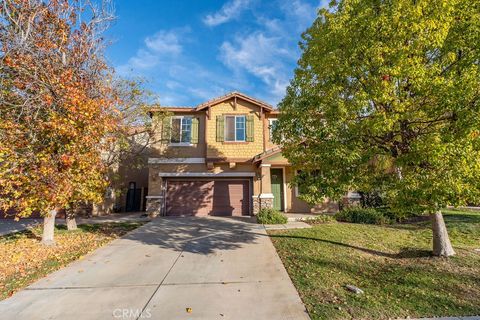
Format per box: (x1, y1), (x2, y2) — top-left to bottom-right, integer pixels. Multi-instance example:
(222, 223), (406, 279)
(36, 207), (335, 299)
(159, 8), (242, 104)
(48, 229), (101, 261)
(42, 209), (57, 245)
(65, 207), (77, 231)
(430, 210), (455, 257)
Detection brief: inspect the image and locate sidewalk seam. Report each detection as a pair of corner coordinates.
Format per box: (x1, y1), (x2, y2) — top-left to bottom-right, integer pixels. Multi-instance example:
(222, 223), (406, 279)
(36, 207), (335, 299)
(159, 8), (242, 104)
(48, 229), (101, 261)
(135, 248), (185, 320)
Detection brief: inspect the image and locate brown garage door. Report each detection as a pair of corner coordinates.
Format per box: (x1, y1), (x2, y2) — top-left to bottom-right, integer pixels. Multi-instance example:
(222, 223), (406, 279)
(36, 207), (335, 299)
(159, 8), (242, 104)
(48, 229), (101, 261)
(165, 179), (250, 216)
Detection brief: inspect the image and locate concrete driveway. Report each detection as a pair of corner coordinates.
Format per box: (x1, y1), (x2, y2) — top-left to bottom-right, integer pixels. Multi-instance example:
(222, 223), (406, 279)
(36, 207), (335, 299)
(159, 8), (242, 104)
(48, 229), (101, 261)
(0, 218), (42, 236)
(0, 217), (310, 320)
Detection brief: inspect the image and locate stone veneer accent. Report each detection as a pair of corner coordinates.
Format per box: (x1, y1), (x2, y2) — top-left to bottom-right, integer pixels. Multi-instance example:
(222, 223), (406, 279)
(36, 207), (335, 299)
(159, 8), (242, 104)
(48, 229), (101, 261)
(146, 196), (163, 217)
(252, 195), (274, 215)
(341, 192), (362, 208)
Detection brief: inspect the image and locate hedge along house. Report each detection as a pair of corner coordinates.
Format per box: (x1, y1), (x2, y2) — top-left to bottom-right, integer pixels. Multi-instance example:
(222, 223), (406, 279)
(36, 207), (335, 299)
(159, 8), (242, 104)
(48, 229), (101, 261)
(146, 92), (339, 217)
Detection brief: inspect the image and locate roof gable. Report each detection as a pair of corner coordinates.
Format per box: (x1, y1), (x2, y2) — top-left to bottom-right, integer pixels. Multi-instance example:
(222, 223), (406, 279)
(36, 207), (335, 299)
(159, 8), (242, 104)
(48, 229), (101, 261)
(148, 91), (276, 115)
(253, 146), (283, 163)
(195, 91), (274, 112)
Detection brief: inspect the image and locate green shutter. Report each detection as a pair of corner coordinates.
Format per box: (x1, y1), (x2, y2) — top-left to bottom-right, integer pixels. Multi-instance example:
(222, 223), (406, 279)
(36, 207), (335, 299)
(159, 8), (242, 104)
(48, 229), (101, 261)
(216, 115), (224, 142)
(246, 115), (254, 142)
(191, 118), (199, 144)
(161, 116), (171, 143)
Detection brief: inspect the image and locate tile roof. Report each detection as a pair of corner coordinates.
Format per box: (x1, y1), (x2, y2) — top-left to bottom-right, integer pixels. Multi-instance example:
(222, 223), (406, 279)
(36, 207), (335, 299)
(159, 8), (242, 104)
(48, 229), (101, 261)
(195, 91), (274, 111)
(148, 91), (276, 113)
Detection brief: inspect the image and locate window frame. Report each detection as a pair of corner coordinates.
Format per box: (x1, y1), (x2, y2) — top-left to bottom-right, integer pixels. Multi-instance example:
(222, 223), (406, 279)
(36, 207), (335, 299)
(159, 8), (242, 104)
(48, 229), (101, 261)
(169, 116), (193, 146)
(268, 118), (279, 141)
(224, 115), (246, 142)
(295, 170), (302, 197)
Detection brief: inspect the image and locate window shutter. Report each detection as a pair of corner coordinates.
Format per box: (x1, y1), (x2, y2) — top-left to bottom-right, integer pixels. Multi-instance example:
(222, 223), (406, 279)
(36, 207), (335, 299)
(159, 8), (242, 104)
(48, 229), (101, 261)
(161, 116), (171, 143)
(191, 118), (199, 144)
(216, 115), (224, 142)
(246, 115), (254, 142)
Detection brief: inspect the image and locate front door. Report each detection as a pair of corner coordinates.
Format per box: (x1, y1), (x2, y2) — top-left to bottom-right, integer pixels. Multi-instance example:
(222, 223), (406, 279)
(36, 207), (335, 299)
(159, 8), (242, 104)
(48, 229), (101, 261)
(126, 182), (141, 212)
(270, 168), (284, 211)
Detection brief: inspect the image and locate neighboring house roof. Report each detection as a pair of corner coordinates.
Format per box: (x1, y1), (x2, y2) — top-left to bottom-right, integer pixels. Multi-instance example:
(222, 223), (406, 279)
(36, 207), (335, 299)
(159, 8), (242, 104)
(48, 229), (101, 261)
(127, 125), (146, 134)
(148, 91), (276, 113)
(149, 106), (195, 112)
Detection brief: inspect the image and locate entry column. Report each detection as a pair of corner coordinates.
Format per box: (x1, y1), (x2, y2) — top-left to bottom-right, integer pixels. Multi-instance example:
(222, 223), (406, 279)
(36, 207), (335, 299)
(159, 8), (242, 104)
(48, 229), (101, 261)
(252, 163), (274, 214)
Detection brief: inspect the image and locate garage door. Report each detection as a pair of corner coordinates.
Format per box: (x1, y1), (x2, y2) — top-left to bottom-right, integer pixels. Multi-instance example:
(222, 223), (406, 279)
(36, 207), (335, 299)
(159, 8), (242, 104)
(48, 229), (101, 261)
(165, 179), (250, 216)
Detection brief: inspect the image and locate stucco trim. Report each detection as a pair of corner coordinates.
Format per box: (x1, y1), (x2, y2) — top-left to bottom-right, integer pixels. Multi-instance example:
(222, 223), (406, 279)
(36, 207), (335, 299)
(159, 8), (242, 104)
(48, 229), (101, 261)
(259, 193), (275, 199)
(158, 172), (256, 177)
(206, 157), (253, 163)
(148, 157), (206, 164)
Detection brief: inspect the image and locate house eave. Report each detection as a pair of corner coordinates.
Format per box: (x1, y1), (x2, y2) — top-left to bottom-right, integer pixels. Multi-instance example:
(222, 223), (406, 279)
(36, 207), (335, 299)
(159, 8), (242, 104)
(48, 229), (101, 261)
(158, 172), (255, 178)
(195, 91), (274, 112)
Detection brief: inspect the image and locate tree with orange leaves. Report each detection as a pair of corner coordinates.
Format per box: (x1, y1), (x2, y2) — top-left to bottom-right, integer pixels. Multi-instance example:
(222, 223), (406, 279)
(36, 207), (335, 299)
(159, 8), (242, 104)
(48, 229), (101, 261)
(0, 0), (119, 244)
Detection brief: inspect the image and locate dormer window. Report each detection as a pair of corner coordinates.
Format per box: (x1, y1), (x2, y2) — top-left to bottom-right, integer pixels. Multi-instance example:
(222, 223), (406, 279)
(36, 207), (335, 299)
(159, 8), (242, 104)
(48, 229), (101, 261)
(225, 115), (246, 142)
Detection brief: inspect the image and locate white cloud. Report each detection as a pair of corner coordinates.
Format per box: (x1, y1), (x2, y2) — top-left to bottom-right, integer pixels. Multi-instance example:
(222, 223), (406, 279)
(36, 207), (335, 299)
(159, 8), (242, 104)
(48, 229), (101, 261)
(219, 32), (294, 103)
(116, 0), (325, 106)
(221, 33), (288, 77)
(216, 0), (327, 104)
(203, 0), (251, 27)
(117, 28), (188, 74)
(287, 0), (319, 27)
(159, 92), (190, 106)
(145, 30), (182, 54)
(123, 49), (158, 70)
(165, 80), (181, 90)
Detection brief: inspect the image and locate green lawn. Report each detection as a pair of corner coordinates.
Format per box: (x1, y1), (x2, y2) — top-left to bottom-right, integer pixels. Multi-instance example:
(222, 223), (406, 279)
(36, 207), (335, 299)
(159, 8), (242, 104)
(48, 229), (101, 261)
(0, 222), (144, 300)
(269, 210), (480, 320)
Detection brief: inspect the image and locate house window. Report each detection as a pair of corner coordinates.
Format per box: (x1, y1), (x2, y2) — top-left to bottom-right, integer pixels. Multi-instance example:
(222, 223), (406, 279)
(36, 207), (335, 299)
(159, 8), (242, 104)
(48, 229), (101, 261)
(295, 170), (321, 197)
(268, 118), (278, 141)
(295, 170), (304, 197)
(225, 115), (246, 142)
(171, 116), (192, 144)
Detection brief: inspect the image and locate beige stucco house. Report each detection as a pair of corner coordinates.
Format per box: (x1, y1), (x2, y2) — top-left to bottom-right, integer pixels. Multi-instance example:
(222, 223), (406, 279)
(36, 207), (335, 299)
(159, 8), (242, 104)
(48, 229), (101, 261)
(144, 91), (339, 217)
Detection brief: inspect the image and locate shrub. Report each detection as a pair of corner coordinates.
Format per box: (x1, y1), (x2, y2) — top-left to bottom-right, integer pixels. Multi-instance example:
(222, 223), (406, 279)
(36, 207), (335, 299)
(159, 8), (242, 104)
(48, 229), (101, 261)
(335, 207), (392, 225)
(380, 207), (418, 222)
(256, 208), (288, 224)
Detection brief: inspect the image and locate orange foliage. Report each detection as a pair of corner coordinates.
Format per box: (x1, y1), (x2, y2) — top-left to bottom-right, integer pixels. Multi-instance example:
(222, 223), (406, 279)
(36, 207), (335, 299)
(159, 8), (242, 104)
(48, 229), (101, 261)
(0, 0), (119, 218)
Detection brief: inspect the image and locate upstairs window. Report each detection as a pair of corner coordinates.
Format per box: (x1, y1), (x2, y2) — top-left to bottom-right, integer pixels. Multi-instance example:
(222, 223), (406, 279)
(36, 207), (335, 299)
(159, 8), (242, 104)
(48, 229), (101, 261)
(268, 118), (279, 141)
(225, 115), (246, 142)
(171, 116), (192, 144)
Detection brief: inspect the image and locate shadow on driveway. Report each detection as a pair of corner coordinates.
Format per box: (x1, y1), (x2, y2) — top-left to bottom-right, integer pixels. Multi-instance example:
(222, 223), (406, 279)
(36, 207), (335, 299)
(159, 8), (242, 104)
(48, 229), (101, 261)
(120, 216), (262, 255)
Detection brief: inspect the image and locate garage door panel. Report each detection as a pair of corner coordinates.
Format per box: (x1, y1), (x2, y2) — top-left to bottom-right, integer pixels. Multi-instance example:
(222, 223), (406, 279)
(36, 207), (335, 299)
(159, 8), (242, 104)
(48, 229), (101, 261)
(211, 180), (248, 216)
(166, 181), (213, 216)
(166, 179), (250, 216)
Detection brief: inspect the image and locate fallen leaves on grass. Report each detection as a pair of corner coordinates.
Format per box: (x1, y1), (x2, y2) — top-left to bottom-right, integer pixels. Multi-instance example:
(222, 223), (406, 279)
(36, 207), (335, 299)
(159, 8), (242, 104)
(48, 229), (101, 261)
(0, 222), (143, 300)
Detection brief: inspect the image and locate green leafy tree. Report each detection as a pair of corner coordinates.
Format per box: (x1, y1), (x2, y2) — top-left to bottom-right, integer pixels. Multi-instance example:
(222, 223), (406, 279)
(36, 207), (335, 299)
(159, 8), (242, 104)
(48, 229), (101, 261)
(276, 0), (480, 256)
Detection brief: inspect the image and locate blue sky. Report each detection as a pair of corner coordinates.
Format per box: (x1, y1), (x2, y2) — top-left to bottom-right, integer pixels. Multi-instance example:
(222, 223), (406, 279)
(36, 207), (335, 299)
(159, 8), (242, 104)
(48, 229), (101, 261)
(105, 0), (325, 107)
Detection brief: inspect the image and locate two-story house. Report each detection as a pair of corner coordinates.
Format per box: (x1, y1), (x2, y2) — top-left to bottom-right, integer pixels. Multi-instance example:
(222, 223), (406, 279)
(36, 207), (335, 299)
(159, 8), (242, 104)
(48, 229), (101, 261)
(145, 91), (338, 217)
